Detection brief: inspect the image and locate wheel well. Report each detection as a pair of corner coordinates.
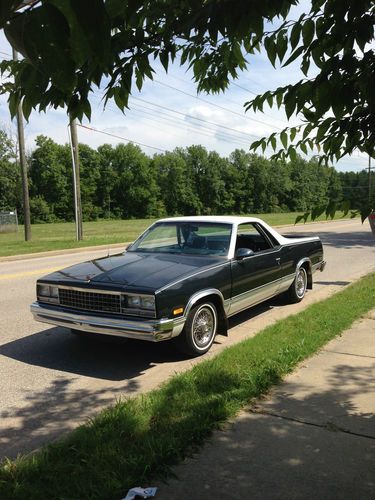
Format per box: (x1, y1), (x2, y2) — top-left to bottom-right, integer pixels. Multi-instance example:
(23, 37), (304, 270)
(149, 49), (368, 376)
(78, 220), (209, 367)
(194, 294), (228, 336)
(300, 261), (313, 289)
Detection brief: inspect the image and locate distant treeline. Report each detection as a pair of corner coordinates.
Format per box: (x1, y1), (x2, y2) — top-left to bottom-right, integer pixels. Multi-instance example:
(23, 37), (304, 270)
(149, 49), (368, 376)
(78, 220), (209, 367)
(0, 131), (373, 223)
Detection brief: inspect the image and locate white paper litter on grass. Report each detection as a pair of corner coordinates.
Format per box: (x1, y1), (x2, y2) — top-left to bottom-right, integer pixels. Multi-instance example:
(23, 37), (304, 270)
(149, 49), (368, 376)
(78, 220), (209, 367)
(122, 486), (157, 500)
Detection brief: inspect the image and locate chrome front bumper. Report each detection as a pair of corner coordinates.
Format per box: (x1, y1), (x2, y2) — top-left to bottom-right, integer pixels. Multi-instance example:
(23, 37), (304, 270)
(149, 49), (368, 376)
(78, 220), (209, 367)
(30, 302), (186, 342)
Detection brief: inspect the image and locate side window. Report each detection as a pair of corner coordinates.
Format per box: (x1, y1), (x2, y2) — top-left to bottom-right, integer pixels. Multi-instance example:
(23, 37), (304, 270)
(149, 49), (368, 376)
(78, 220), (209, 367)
(236, 223), (273, 253)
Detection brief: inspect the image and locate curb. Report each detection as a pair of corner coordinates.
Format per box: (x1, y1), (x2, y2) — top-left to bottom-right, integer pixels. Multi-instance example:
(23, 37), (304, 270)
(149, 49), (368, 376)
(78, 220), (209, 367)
(0, 242), (128, 263)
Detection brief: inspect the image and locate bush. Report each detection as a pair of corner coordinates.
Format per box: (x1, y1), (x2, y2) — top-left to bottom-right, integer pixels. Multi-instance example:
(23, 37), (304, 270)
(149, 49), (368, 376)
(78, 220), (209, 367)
(29, 196), (56, 223)
(82, 202), (101, 221)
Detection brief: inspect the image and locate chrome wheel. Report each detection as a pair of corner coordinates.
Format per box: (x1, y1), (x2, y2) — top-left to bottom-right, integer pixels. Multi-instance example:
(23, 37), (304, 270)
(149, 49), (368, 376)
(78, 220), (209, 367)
(295, 267), (307, 299)
(192, 304), (216, 349)
(177, 301), (218, 356)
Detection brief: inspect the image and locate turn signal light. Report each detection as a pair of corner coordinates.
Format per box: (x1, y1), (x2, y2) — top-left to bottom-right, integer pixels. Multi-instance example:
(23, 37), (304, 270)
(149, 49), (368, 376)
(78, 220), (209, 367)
(173, 307), (184, 316)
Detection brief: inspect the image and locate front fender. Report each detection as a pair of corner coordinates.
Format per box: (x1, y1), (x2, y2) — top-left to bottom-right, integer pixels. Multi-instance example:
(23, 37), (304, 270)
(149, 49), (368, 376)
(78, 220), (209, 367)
(184, 288), (228, 317)
(183, 288), (229, 337)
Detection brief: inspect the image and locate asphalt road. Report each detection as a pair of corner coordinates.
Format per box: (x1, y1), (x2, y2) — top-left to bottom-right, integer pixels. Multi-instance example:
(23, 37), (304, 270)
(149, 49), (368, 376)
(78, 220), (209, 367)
(0, 219), (374, 460)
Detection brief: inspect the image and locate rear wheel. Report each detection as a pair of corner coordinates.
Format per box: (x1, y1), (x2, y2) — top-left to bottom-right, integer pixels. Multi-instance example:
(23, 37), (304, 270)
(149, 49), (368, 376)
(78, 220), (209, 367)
(176, 302), (217, 356)
(288, 266), (308, 303)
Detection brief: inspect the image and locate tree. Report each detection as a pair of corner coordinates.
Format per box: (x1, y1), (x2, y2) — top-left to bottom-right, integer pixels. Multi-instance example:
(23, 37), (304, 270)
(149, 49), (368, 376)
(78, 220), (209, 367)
(101, 143), (160, 218)
(29, 135), (73, 221)
(229, 150), (255, 214)
(153, 151), (200, 216)
(287, 157), (330, 211)
(78, 143), (102, 220)
(0, 128), (22, 213)
(338, 170), (370, 209)
(1, 130), (367, 219)
(0, 0), (373, 165)
(182, 145), (223, 215)
(29, 195), (53, 223)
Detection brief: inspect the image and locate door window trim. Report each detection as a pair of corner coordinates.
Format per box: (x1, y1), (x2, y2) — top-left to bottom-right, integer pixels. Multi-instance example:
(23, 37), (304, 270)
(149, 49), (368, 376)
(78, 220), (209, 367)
(235, 222), (279, 257)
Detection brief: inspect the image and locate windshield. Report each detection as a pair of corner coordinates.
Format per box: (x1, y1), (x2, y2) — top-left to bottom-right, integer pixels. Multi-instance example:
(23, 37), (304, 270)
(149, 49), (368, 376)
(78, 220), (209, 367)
(128, 222), (232, 256)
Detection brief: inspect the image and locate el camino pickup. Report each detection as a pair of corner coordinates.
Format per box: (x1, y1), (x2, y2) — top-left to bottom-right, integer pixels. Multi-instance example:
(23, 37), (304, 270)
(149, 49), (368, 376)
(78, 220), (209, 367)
(31, 216), (326, 356)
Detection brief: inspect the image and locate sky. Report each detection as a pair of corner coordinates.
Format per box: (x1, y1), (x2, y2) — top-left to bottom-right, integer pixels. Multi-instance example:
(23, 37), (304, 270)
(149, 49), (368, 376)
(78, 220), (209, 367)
(0, 5), (370, 174)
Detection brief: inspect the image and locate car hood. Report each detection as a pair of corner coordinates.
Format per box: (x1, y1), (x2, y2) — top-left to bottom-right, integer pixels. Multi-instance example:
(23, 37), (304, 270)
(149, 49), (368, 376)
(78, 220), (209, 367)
(41, 252), (225, 291)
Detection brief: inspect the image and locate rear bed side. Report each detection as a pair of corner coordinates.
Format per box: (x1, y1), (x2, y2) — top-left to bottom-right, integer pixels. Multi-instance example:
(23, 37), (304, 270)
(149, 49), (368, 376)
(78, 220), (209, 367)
(278, 238), (324, 291)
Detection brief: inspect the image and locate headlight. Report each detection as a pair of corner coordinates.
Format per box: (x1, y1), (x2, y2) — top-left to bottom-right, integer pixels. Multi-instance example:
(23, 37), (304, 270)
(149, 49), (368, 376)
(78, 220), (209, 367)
(122, 294), (155, 313)
(38, 284), (51, 297)
(37, 284), (59, 303)
(141, 296), (155, 310)
(128, 295), (141, 308)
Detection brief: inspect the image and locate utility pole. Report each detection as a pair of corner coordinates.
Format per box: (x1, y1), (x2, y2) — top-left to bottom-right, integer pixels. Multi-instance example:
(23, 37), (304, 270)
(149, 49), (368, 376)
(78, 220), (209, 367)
(369, 155), (373, 202)
(12, 47), (31, 241)
(69, 117), (83, 240)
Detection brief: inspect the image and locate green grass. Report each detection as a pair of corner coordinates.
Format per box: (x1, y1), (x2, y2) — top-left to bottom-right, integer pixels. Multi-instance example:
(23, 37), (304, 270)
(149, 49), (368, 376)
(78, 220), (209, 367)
(0, 212), (349, 257)
(1, 272), (375, 500)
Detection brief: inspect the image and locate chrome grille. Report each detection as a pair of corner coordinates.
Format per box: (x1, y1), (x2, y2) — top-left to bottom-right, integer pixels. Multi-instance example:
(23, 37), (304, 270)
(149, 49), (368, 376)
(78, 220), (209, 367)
(59, 288), (121, 314)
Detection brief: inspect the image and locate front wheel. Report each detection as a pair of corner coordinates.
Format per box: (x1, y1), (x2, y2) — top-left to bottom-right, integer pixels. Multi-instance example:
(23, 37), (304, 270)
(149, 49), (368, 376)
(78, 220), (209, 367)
(176, 302), (218, 356)
(288, 266), (308, 303)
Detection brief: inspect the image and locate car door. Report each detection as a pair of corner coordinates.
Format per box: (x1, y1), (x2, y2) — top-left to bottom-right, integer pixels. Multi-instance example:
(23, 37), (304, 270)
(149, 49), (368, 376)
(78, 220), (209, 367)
(229, 223), (281, 316)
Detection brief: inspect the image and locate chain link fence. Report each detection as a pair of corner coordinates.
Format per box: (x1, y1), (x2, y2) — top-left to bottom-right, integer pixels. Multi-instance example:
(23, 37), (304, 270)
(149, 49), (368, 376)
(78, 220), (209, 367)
(0, 211), (18, 233)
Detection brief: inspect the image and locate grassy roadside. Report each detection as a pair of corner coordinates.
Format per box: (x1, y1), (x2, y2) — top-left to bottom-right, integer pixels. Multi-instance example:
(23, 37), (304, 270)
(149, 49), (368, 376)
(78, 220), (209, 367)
(2, 272), (374, 500)
(0, 212), (350, 257)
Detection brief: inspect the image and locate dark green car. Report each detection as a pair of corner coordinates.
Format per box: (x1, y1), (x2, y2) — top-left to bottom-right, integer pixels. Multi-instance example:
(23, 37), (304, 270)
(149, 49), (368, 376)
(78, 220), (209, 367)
(31, 216), (325, 356)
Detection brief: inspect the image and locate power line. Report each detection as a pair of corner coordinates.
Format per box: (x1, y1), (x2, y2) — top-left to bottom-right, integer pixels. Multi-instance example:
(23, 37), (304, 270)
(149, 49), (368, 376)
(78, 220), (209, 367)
(81, 106), (276, 157)
(232, 75), (274, 94)
(154, 79), (284, 131)
(77, 124), (167, 152)
(337, 157), (368, 164)
(126, 101), (256, 146)
(170, 54), (297, 128)
(231, 81), (259, 96)
(83, 100), (367, 166)
(131, 96), (261, 140)
(230, 80), (296, 128)
(166, 73), (249, 109)
(121, 104), (253, 148)
(79, 118), (278, 159)
(96, 89), (275, 153)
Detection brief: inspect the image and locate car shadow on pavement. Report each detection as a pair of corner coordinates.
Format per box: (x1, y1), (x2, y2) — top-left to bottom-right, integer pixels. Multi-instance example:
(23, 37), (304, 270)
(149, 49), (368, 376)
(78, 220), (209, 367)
(0, 326), (186, 382)
(314, 280), (350, 286)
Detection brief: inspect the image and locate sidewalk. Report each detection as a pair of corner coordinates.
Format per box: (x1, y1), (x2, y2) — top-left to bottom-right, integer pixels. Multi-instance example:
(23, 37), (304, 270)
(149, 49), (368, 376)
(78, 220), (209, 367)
(157, 310), (375, 499)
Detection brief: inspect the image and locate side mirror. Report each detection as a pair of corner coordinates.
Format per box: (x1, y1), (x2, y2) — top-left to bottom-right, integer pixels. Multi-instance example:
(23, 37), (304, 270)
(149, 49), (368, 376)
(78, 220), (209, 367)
(235, 248), (254, 260)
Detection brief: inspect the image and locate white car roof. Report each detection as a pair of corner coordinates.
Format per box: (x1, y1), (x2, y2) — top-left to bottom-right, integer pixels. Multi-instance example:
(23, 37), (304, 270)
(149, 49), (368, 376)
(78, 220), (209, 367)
(158, 215), (264, 225)
(156, 215), (319, 247)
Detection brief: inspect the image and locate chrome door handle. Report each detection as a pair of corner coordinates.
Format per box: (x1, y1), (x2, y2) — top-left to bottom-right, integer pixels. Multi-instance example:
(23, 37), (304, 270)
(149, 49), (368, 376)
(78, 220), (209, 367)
(276, 257), (281, 265)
